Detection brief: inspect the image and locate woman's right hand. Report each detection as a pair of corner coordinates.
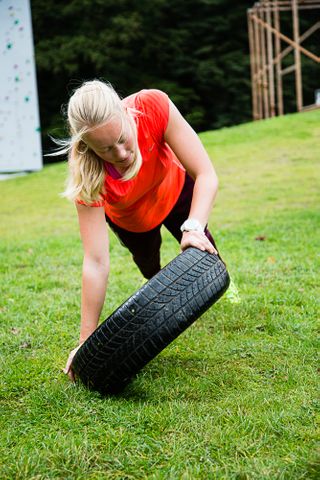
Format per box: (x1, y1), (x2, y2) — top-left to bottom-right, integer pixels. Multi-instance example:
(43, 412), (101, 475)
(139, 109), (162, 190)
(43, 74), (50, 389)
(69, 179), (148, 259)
(64, 205), (109, 383)
(181, 230), (217, 254)
(63, 343), (84, 382)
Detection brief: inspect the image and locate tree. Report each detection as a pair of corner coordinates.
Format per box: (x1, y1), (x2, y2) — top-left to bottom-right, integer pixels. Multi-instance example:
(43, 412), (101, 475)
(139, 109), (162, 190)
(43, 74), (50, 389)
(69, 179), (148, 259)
(31, 0), (318, 160)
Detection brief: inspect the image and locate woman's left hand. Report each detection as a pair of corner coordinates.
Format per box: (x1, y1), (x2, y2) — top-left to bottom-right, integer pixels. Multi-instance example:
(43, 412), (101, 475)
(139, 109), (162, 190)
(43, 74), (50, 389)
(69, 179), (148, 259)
(180, 231), (217, 254)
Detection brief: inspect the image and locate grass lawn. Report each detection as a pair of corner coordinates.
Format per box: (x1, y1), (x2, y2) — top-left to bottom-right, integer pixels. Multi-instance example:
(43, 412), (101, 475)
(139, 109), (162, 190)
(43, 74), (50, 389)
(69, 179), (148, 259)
(0, 110), (319, 479)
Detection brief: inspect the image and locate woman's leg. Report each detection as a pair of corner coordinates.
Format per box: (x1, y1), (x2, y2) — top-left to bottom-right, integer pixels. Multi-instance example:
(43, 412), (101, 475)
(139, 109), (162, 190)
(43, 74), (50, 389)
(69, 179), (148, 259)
(105, 216), (162, 279)
(163, 173), (220, 254)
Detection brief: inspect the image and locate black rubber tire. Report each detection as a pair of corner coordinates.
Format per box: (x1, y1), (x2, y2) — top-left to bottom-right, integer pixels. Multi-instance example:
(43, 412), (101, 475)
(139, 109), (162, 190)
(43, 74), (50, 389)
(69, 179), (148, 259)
(72, 247), (230, 394)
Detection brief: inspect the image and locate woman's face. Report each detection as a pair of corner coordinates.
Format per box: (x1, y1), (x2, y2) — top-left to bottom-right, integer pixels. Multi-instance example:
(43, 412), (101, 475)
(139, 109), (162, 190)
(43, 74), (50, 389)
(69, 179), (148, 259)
(84, 116), (135, 171)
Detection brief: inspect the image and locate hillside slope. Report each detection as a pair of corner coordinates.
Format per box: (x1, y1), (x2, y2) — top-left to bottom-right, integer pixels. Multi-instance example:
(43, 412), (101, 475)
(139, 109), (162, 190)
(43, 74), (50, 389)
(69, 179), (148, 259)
(0, 109), (319, 479)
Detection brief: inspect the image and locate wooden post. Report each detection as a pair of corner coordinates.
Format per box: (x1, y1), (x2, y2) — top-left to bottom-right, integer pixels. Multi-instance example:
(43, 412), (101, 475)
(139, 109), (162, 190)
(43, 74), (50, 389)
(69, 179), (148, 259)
(248, 11), (259, 120)
(274, 0), (284, 115)
(292, 0), (303, 111)
(253, 8), (263, 120)
(260, 7), (270, 118)
(266, 1), (276, 116)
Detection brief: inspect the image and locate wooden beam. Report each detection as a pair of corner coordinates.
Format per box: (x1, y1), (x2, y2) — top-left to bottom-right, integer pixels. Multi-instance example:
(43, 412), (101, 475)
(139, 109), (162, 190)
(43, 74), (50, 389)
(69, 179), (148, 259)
(252, 0), (320, 12)
(301, 104), (320, 112)
(248, 12), (259, 120)
(266, 3), (276, 116)
(293, 0), (303, 111)
(251, 21), (320, 75)
(250, 13), (320, 63)
(273, 0), (283, 115)
(260, 8), (270, 117)
(259, 0), (320, 5)
(281, 64), (297, 75)
(253, 10), (263, 119)
(275, 21), (320, 64)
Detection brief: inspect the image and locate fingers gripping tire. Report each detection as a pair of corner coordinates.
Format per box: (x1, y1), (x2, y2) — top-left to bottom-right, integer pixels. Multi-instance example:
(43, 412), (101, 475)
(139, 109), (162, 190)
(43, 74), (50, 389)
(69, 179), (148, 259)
(72, 248), (230, 394)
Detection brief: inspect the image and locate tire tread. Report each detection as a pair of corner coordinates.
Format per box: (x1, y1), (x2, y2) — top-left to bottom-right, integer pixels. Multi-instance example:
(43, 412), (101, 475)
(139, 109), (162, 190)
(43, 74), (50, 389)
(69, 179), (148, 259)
(72, 248), (230, 393)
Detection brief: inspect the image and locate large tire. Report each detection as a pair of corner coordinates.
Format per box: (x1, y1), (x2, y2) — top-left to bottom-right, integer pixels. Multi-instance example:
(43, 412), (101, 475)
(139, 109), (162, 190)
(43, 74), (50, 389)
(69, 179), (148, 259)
(72, 247), (230, 394)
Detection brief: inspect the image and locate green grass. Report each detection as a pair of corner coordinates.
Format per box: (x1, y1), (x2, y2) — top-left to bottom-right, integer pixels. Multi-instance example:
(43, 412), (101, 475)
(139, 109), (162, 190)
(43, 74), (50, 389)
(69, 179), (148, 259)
(0, 110), (319, 479)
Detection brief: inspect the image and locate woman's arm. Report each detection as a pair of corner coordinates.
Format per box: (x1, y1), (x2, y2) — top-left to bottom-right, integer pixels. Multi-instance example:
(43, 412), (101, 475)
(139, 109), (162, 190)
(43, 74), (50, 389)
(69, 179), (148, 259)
(164, 100), (218, 253)
(76, 203), (109, 342)
(64, 203), (109, 380)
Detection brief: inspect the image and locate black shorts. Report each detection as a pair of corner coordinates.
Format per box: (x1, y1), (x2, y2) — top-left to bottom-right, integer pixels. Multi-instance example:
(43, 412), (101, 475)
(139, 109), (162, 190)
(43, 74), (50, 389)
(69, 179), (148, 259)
(106, 173), (219, 279)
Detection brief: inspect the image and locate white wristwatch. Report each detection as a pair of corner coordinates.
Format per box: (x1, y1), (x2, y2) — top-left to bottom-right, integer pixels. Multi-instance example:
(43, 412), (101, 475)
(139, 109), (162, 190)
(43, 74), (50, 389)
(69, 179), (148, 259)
(180, 218), (204, 233)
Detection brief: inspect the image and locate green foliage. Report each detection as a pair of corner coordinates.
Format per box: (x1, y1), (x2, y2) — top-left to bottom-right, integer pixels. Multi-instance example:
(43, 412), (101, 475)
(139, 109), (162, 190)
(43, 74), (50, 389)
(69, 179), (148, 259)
(0, 110), (319, 478)
(32, 0), (253, 155)
(31, 0), (319, 160)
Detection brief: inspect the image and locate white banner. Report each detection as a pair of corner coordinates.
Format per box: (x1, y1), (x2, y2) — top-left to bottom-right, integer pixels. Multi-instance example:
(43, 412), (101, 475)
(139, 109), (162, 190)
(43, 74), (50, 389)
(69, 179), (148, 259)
(0, 0), (42, 172)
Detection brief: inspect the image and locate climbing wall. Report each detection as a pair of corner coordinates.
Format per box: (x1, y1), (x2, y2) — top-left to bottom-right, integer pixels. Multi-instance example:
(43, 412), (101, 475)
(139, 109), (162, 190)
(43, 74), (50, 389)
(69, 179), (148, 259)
(0, 0), (42, 172)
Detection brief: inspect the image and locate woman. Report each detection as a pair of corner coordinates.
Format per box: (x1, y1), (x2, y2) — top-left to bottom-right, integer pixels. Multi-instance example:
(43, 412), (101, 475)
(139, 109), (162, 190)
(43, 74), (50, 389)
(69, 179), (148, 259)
(61, 80), (219, 381)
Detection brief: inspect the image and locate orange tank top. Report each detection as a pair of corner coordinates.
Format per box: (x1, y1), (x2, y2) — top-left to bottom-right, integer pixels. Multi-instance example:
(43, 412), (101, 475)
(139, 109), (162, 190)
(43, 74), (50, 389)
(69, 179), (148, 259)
(79, 89), (186, 232)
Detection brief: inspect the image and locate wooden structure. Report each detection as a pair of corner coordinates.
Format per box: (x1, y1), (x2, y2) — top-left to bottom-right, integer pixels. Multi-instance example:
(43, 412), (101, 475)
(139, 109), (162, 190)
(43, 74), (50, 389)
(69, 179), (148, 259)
(248, 0), (320, 120)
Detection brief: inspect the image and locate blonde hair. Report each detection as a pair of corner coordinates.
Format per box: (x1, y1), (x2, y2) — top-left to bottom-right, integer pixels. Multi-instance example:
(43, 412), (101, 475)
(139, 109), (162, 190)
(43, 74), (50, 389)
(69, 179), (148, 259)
(56, 80), (142, 204)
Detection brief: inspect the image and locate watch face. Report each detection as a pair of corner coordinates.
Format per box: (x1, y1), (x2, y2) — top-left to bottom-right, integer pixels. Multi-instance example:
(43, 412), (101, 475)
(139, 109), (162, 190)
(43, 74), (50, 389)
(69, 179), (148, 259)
(185, 220), (198, 229)
(181, 219), (203, 232)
